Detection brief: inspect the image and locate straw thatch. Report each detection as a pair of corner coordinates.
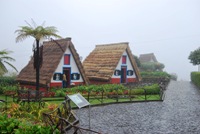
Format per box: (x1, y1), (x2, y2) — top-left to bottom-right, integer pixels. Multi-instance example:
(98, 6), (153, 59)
(83, 42), (141, 82)
(16, 38), (89, 86)
(139, 53), (158, 63)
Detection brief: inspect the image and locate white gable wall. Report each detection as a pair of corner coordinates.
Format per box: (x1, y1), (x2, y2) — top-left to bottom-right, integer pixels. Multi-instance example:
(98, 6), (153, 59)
(112, 50), (136, 78)
(51, 48), (84, 83)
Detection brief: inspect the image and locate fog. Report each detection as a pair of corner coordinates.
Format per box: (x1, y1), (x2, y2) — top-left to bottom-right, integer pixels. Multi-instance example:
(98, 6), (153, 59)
(0, 0), (200, 80)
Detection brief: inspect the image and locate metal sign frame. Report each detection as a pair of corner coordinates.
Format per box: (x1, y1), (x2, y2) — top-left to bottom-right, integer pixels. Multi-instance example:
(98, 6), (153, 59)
(68, 93), (90, 108)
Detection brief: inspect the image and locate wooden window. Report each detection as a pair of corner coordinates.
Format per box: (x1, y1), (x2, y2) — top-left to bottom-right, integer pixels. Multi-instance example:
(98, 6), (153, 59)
(64, 54), (70, 65)
(127, 70), (134, 76)
(53, 73), (62, 81)
(71, 73), (80, 80)
(114, 70), (121, 76)
(122, 56), (126, 64)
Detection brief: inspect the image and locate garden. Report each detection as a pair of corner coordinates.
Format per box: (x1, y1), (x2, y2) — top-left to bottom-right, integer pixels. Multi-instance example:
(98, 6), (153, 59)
(0, 73), (170, 133)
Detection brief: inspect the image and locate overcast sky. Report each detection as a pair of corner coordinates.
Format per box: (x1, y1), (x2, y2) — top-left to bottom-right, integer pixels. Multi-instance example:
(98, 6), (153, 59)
(0, 0), (200, 80)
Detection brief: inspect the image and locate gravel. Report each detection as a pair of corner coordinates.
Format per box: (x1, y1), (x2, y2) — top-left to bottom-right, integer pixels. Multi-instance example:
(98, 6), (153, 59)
(75, 81), (200, 134)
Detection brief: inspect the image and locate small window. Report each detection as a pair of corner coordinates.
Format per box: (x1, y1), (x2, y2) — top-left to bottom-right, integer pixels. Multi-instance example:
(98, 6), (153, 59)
(53, 73), (62, 81)
(64, 54), (70, 65)
(127, 70), (134, 76)
(122, 56), (126, 64)
(114, 70), (121, 76)
(71, 73), (80, 80)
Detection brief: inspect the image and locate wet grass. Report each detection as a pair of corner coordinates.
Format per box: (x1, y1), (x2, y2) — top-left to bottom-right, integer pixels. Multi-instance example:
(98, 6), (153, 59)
(0, 94), (161, 109)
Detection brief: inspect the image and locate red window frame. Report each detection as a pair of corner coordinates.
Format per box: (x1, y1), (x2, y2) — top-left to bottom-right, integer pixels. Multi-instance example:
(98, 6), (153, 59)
(122, 55), (126, 64)
(64, 54), (70, 65)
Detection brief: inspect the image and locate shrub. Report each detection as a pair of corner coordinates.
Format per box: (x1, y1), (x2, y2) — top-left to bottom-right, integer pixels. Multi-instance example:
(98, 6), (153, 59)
(0, 76), (17, 86)
(0, 114), (57, 134)
(130, 84), (160, 95)
(144, 84), (160, 94)
(0, 76), (18, 94)
(191, 72), (200, 87)
(140, 62), (165, 72)
(141, 71), (170, 79)
(55, 90), (66, 97)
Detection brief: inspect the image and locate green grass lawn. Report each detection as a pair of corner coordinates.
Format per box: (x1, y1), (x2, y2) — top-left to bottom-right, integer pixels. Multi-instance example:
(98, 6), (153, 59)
(0, 94), (161, 110)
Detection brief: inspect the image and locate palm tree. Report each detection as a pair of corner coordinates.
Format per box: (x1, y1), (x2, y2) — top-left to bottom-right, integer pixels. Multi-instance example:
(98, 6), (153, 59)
(15, 20), (62, 91)
(0, 50), (18, 76)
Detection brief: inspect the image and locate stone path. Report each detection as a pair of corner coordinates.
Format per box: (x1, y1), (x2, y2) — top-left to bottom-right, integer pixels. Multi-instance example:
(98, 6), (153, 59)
(77, 81), (200, 134)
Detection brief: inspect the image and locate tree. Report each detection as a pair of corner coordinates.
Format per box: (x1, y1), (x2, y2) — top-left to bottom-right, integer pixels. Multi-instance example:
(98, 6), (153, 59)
(188, 47), (200, 65)
(155, 62), (165, 71)
(133, 55), (141, 67)
(140, 62), (156, 71)
(15, 20), (62, 91)
(0, 50), (18, 76)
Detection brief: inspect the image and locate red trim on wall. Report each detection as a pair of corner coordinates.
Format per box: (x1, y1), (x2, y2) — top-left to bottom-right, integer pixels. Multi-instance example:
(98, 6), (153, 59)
(50, 82), (62, 88)
(127, 78), (138, 83)
(71, 82), (85, 85)
(111, 78), (121, 84)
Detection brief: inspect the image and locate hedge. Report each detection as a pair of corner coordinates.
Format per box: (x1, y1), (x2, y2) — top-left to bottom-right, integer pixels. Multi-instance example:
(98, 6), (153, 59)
(191, 72), (200, 88)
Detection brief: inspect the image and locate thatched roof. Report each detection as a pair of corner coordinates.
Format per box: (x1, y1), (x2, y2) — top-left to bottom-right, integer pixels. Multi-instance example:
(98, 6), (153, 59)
(16, 38), (89, 86)
(139, 53), (158, 63)
(83, 42), (141, 82)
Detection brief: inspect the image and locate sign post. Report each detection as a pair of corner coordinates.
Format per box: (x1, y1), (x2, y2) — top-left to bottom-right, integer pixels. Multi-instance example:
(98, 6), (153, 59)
(68, 93), (91, 131)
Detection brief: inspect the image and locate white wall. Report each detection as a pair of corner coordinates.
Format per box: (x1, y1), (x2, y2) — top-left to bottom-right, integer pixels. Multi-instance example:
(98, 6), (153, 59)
(51, 47), (84, 83)
(112, 50), (136, 78)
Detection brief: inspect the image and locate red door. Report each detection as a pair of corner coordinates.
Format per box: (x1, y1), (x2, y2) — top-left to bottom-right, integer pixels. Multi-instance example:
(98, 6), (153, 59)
(121, 66), (127, 83)
(63, 67), (71, 88)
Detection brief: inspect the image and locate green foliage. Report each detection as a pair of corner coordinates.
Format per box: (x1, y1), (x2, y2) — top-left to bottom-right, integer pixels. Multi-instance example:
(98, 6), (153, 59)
(67, 84), (127, 93)
(140, 62), (155, 71)
(155, 62), (165, 71)
(3, 102), (53, 123)
(188, 47), (200, 65)
(0, 76), (18, 94)
(144, 84), (160, 94)
(133, 55), (141, 67)
(0, 50), (18, 76)
(0, 114), (55, 134)
(130, 84), (160, 95)
(141, 71), (170, 79)
(191, 72), (200, 87)
(55, 90), (66, 97)
(0, 76), (17, 86)
(140, 62), (165, 71)
(15, 19), (62, 42)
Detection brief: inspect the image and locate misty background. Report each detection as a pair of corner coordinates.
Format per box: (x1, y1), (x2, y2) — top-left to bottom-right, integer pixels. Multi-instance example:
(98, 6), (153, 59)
(0, 0), (200, 81)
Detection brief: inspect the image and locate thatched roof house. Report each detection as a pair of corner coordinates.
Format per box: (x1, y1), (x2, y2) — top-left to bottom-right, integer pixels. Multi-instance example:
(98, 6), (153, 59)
(17, 38), (89, 90)
(83, 42), (141, 84)
(139, 53), (158, 63)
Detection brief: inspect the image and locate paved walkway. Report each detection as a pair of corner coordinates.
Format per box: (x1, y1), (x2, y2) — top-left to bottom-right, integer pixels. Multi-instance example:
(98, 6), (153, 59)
(78, 81), (200, 134)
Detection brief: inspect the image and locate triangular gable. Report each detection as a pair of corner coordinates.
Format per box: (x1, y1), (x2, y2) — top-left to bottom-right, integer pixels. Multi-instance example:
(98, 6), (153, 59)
(17, 38), (89, 86)
(139, 53), (158, 63)
(83, 42), (141, 82)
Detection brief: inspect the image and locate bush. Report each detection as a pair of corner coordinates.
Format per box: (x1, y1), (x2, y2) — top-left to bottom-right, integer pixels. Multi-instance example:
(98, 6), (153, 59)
(141, 71), (170, 79)
(0, 114), (56, 134)
(191, 72), (200, 87)
(55, 90), (66, 97)
(140, 62), (165, 71)
(130, 84), (160, 95)
(0, 76), (17, 86)
(144, 84), (160, 94)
